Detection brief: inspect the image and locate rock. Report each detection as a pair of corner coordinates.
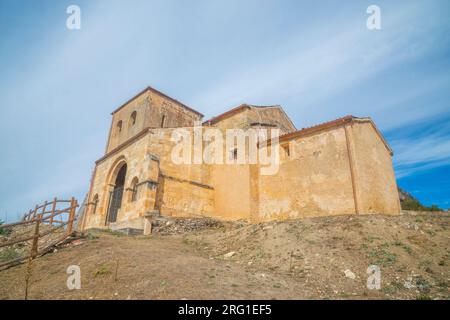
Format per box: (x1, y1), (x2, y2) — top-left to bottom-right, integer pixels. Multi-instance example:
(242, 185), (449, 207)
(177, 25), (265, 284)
(224, 251), (235, 259)
(404, 276), (415, 289)
(152, 217), (223, 235)
(344, 269), (356, 280)
(71, 239), (83, 246)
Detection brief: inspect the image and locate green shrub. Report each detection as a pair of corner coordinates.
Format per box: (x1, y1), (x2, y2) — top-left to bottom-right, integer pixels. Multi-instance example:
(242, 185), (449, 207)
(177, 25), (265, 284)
(0, 219), (5, 236)
(401, 198), (443, 212)
(0, 247), (21, 261)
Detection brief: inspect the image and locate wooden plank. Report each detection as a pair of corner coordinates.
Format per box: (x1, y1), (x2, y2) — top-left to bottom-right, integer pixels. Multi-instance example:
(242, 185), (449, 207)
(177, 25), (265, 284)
(41, 207), (71, 222)
(0, 235), (35, 248)
(0, 198), (80, 269)
(1, 219), (38, 229)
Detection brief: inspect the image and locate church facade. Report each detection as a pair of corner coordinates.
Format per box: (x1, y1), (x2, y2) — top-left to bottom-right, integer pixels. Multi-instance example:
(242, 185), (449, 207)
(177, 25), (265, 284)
(80, 86), (400, 231)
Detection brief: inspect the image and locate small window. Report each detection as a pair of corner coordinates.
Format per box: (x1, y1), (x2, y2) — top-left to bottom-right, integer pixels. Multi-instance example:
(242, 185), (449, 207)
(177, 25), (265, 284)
(130, 177), (139, 202)
(117, 120), (123, 134)
(161, 115), (166, 128)
(282, 144), (290, 158)
(130, 111), (137, 126)
(92, 194), (99, 214)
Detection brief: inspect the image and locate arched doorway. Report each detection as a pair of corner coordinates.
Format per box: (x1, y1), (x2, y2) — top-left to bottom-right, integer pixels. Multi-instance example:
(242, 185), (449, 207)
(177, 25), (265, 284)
(106, 163), (127, 223)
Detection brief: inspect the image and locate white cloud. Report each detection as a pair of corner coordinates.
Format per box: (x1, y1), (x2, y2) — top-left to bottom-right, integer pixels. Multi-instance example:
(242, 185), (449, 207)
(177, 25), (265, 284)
(392, 123), (450, 178)
(191, 1), (445, 126)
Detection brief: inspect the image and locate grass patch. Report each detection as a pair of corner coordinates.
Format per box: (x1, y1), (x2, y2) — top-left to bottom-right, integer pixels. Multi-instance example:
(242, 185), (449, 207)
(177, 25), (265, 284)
(392, 241), (412, 254)
(87, 233), (99, 240)
(93, 265), (111, 277)
(415, 276), (431, 293)
(0, 247), (21, 261)
(160, 280), (168, 287)
(368, 247), (397, 266)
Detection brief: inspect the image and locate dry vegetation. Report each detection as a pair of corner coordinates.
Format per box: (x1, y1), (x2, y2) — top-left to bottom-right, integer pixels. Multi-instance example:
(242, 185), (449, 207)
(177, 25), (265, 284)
(0, 212), (448, 300)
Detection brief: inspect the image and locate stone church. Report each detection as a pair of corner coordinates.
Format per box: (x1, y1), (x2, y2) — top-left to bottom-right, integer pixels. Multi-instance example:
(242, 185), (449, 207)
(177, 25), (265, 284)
(80, 86), (400, 231)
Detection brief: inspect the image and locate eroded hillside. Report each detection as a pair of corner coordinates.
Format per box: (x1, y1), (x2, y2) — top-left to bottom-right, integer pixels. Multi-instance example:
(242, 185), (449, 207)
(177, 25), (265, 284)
(0, 212), (448, 300)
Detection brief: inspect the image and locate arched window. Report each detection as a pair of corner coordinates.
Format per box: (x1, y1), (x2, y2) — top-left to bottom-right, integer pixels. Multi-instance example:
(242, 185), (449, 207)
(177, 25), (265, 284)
(160, 114), (166, 128)
(92, 194), (99, 214)
(117, 120), (123, 134)
(129, 111), (137, 127)
(130, 177), (139, 202)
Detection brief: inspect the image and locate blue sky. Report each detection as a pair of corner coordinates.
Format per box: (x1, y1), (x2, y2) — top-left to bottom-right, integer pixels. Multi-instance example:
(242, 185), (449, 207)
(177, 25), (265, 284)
(0, 0), (449, 222)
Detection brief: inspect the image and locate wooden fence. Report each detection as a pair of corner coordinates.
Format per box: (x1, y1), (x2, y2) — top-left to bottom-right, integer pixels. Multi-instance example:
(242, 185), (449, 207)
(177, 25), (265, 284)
(0, 197), (78, 269)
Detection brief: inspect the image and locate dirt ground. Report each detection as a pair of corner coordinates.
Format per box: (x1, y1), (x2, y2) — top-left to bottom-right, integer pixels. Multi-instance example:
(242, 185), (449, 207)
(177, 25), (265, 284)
(0, 212), (448, 300)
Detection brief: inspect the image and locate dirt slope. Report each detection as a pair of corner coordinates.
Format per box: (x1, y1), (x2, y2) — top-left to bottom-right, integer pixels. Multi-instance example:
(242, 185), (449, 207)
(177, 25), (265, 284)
(0, 212), (448, 300)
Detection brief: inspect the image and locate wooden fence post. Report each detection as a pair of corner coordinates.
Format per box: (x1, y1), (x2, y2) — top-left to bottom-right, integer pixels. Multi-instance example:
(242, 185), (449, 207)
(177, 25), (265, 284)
(49, 197), (57, 226)
(24, 213), (41, 300)
(41, 201), (47, 224)
(22, 209), (29, 221)
(30, 213), (42, 259)
(32, 205), (38, 220)
(66, 197), (77, 236)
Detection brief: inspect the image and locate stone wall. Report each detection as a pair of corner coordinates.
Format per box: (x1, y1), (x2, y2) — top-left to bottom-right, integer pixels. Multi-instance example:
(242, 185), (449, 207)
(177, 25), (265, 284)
(107, 91), (151, 153)
(85, 131), (154, 229)
(106, 89), (202, 153)
(83, 127), (215, 230)
(349, 120), (401, 214)
(82, 91), (400, 231)
(256, 126), (356, 221)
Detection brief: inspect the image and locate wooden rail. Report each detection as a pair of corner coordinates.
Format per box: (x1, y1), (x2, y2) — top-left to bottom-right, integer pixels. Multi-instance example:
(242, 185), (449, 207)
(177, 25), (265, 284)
(0, 197), (78, 269)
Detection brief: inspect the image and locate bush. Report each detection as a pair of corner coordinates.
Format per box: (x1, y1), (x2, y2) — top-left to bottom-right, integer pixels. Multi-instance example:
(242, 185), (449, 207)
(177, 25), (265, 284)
(0, 247), (21, 262)
(0, 219), (5, 236)
(401, 198), (443, 212)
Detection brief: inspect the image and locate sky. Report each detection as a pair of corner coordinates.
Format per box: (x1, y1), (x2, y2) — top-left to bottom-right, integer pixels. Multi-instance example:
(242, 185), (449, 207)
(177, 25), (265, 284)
(0, 0), (449, 222)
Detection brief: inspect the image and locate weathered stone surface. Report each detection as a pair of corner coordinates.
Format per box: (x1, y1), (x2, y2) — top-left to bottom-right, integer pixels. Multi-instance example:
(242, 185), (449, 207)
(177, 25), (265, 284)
(80, 88), (400, 231)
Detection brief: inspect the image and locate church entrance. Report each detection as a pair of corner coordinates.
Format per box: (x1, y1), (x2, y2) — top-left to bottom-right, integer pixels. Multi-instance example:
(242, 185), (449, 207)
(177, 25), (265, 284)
(106, 163), (127, 224)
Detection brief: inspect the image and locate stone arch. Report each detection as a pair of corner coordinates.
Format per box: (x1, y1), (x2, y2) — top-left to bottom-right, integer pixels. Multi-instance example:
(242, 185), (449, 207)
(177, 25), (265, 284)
(129, 176), (139, 202)
(104, 156), (128, 224)
(129, 111), (137, 128)
(116, 120), (123, 134)
(105, 156), (127, 188)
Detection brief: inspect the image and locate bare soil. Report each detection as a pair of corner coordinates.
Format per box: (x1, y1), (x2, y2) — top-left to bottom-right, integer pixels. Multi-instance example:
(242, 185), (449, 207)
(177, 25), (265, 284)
(0, 212), (448, 300)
